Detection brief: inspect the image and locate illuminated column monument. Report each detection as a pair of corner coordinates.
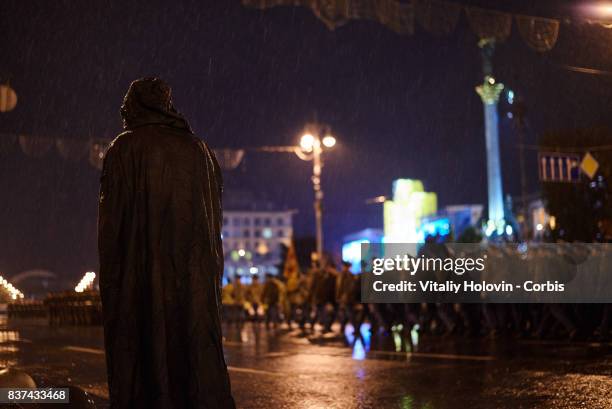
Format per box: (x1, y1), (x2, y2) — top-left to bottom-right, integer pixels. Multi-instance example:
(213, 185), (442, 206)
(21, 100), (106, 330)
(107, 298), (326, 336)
(475, 39), (505, 234)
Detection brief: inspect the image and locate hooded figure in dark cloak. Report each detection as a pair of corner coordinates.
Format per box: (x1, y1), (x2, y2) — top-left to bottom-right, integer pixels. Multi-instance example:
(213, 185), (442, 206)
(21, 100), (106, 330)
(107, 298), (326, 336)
(98, 78), (235, 409)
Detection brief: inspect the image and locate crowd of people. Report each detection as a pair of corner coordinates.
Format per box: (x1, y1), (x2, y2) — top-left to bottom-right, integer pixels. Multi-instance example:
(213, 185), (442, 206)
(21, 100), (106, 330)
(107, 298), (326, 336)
(7, 246), (609, 342)
(222, 261), (360, 333)
(222, 245), (612, 342)
(8, 291), (103, 325)
(7, 300), (46, 319)
(45, 291), (102, 326)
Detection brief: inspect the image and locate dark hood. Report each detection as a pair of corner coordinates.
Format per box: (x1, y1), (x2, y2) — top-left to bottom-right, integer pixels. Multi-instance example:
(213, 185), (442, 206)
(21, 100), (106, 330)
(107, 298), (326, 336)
(120, 77), (192, 132)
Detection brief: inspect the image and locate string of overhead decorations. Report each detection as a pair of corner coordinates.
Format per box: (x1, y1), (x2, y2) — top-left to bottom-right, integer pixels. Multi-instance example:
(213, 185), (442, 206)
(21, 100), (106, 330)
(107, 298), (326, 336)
(0, 132), (246, 171)
(3, 130), (610, 173)
(241, 0), (612, 52)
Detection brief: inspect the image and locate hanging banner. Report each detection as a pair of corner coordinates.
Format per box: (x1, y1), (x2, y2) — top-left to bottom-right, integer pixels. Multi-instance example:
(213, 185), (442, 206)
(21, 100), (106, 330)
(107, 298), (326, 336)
(242, 0), (560, 51)
(348, 0), (375, 20)
(375, 0), (414, 34)
(18, 134), (53, 158)
(466, 6), (512, 42)
(242, 0), (414, 34)
(214, 149), (245, 170)
(516, 14), (560, 52)
(415, 0), (460, 36)
(0, 85), (17, 113)
(311, 0), (351, 30)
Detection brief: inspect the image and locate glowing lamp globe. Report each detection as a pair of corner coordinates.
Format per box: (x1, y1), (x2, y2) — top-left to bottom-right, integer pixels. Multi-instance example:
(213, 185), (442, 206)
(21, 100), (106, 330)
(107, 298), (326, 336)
(300, 133), (315, 151)
(322, 135), (336, 148)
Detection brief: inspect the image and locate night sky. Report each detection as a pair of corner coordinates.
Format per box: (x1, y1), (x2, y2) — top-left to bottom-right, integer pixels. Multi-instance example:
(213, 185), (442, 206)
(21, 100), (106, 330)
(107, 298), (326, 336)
(1, 0), (612, 282)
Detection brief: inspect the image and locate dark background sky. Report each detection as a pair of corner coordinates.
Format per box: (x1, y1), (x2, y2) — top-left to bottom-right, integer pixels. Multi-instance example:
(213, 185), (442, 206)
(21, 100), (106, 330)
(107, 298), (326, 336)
(1, 0), (612, 282)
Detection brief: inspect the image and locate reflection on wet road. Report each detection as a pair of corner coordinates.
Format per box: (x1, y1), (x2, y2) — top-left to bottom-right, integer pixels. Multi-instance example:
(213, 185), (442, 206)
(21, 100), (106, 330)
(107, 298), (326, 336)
(0, 316), (611, 408)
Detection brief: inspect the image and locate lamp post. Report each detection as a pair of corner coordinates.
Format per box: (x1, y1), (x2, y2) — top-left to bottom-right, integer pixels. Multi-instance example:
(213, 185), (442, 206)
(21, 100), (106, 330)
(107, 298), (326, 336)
(252, 124), (336, 266)
(298, 124), (336, 266)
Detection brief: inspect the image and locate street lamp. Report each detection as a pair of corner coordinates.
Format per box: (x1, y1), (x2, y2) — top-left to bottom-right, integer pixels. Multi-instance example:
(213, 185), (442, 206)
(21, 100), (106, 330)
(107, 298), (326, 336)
(300, 133), (315, 151)
(579, 3), (612, 19)
(252, 125), (337, 266)
(296, 124), (336, 266)
(322, 135), (336, 148)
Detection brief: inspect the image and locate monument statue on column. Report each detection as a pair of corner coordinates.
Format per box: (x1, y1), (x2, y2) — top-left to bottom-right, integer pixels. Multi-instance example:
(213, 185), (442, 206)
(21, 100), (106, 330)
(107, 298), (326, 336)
(475, 38), (505, 235)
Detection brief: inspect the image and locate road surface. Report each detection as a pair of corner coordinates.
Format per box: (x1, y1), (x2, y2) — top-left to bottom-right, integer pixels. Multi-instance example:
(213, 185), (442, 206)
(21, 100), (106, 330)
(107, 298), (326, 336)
(2, 318), (612, 408)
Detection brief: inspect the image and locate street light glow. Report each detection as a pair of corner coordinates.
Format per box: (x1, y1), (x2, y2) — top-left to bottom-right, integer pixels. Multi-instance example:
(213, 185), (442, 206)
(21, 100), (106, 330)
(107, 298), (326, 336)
(580, 3), (612, 18)
(75, 271), (96, 293)
(300, 133), (315, 151)
(0, 274), (24, 300)
(322, 135), (336, 148)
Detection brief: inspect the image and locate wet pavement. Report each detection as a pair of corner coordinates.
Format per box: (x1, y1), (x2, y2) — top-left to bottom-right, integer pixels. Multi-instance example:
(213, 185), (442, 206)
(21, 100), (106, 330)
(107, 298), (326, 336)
(1, 317), (612, 408)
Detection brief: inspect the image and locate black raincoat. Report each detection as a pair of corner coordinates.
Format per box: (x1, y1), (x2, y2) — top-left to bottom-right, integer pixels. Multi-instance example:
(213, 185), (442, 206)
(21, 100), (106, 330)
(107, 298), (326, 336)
(98, 78), (235, 409)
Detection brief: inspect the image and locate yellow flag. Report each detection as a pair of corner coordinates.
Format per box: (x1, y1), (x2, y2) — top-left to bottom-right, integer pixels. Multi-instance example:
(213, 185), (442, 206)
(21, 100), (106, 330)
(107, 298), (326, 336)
(283, 241), (300, 280)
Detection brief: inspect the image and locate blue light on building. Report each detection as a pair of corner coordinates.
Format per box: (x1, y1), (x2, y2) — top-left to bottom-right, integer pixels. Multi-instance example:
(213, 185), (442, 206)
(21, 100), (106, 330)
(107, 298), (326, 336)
(418, 217), (451, 242)
(342, 228), (384, 273)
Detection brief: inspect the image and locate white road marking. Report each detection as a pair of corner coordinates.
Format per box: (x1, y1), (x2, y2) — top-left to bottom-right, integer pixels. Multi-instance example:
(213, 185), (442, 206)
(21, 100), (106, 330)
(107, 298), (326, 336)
(369, 349), (496, 361)
(403, 351), (494, 361)
(64, 346), (105, 355)
(519, 339), (612, 348)
(263, 352), (290, 358)
(63, 343), (495, 363)
(223, 340), (245, 347)
(227, 366), (284, 377)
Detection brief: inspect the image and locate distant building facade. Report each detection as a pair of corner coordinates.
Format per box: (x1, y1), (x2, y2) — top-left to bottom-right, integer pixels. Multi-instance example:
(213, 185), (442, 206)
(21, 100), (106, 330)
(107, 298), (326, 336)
(222, 209), (294, 279)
